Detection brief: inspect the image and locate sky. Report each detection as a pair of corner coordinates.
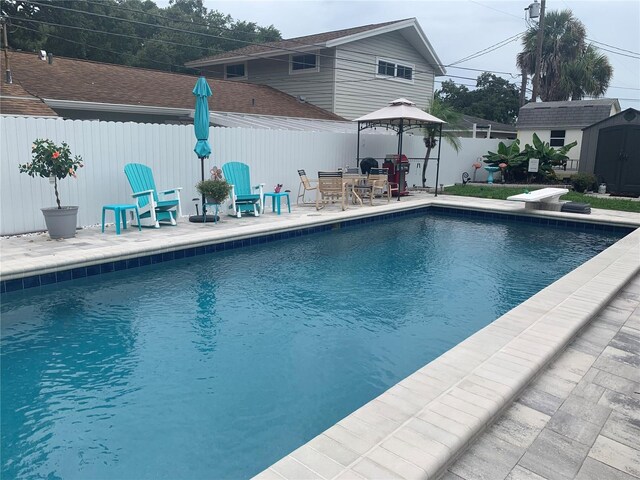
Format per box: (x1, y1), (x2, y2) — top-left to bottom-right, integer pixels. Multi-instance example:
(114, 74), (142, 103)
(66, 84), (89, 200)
(179, 0), (640, 110)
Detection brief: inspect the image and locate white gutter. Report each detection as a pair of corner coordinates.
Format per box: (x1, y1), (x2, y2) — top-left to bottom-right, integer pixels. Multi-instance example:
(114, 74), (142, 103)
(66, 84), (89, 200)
(43, 98), (193, 116)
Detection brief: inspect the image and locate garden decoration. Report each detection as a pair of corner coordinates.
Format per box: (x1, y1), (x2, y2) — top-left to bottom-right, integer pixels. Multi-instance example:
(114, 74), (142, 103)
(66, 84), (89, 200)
(274, 184), (283, 193)
(499, 163), (507, 183)
(472, 161), (482, 182)
(18, 139), (84, 239)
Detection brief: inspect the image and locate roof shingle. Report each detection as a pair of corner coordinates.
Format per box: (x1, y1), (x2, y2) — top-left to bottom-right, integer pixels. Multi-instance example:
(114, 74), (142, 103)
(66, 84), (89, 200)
(187, 19), (406, 65)
(2, 51), (344, 121)
(517, 99), (619, 129)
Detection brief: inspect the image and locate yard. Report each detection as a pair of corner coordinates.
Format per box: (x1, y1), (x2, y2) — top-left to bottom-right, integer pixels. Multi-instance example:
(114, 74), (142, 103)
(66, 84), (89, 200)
(444, 185), (640, 213)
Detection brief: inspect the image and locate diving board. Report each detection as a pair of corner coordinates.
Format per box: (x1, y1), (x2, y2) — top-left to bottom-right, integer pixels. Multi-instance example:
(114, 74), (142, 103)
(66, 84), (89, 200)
(507, 187), (569, 211)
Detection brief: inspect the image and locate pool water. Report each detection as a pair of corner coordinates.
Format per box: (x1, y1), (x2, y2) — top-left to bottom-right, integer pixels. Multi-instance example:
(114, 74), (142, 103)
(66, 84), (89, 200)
(1, 213), (623, 479)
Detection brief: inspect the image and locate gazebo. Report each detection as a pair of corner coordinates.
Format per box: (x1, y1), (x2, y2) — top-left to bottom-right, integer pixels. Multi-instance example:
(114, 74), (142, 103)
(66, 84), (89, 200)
(353, 98), (445, 196)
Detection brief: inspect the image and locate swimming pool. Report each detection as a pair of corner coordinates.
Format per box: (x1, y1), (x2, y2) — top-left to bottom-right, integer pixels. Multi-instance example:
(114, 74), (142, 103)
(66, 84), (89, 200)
(1, 211), (625, 479)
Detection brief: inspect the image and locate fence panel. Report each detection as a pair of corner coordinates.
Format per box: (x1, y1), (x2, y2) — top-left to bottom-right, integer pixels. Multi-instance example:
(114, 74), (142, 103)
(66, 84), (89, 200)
(0, 117), (501, 235)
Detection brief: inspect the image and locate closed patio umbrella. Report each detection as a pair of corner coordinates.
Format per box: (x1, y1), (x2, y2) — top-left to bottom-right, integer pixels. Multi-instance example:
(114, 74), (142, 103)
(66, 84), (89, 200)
(190, 76), (215, 222)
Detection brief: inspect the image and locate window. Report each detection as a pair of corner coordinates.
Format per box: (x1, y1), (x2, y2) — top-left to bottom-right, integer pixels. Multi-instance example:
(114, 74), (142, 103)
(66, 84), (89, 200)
(376, 58), (414, 81)
(550, 130), (566, 147)
(290, 54), (317, 72)
(377, 60), (395, 76)
(225, 63), (246, 79)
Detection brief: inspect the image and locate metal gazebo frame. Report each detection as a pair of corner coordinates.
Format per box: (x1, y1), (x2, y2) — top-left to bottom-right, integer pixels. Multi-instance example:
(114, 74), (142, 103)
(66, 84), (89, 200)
(354, 98), (445, 197)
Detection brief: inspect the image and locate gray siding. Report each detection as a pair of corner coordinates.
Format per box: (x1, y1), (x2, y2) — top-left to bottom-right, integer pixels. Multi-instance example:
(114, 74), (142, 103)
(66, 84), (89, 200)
(333, 31), (435, 120)
(241, 48), (336, 113)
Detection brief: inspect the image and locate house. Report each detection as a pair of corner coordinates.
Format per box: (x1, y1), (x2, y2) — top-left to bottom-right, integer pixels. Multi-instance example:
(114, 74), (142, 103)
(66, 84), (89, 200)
(579, 108), (640, 197)
(185, 18), (445, 120)
(516, 99), (621, 170)
(447, 114), (516, 139)
(0, 51), (347, 127)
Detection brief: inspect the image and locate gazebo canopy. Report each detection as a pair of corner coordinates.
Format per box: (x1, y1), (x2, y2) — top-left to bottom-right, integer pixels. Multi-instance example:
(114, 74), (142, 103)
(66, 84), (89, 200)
(353, 98), (446, 197)
(353, 98), (445, 132)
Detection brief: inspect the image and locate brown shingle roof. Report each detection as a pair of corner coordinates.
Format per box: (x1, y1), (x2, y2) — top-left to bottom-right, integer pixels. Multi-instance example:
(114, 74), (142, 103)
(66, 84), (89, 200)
(0, 55), (58, 117)
(4, 51), (344, 120)
(187, 19), (408, 65)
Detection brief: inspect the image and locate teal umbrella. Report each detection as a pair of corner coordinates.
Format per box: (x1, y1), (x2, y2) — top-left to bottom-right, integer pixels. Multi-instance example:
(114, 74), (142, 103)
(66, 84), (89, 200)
(191, 76), (214, 222)
(193, 76), (212, 159)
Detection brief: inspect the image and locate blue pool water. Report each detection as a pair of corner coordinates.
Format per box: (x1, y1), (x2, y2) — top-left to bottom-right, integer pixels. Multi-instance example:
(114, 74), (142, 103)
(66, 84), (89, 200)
(1, 213), (624, 479)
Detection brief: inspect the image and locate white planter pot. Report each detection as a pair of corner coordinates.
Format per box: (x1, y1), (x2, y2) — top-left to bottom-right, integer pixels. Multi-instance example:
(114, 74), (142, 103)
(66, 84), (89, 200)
(41, 206), (79, 239)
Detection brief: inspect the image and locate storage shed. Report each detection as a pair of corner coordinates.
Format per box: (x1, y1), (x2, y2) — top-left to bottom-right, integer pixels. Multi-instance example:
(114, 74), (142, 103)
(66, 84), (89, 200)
(579, 108), (640, 197)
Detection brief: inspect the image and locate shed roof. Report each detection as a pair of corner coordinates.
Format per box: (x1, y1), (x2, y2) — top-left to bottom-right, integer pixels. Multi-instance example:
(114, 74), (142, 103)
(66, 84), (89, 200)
(517, 99), (620, 129)
(2, 51), (344, 121)
(186, 18), (446, 76)
(582, 108), (640, 131)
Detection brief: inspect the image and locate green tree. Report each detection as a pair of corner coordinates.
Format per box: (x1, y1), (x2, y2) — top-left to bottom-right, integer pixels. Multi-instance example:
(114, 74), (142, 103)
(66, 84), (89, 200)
(435, 73), (520, 124)
(2, 0), (281, 73)
(422, 97), (465, 188)
(517, 9), (612, 101)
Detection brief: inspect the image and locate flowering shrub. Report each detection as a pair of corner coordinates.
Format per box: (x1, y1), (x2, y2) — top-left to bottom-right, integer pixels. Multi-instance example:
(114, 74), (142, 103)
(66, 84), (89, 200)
(19, 139), (84, 208)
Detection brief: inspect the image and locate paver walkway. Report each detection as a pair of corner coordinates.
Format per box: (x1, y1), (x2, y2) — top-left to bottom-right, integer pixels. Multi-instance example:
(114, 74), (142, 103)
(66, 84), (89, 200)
(443, 274), (640, 480)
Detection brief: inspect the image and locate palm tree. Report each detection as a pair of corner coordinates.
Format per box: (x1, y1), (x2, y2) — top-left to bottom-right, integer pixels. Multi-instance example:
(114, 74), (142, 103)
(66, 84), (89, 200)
(422, 97), (464, 188)
(517, 9), (612, 101)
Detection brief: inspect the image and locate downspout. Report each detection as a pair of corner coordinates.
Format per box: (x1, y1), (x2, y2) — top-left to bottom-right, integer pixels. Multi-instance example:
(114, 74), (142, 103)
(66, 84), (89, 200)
(356, 121), (361, 167)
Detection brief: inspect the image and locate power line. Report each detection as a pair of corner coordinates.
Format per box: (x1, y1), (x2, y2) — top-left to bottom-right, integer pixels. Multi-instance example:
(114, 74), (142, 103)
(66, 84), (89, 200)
(586, 38), (639, 56)
(592, 45), (640, 60)
(17, 0), (522, 77)
(449, 32), (525, 66)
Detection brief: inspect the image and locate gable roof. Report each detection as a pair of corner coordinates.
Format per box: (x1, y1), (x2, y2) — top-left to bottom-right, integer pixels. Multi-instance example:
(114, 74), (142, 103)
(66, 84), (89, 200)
(517, 99), (620, 129)
(2, 51), (345, 121)
(582, 107), (640, 131)
(186, 18), (446, 76)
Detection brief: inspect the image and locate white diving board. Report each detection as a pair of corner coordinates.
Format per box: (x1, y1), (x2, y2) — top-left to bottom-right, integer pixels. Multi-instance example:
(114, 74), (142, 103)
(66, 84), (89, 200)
(507, 187), (569, 211)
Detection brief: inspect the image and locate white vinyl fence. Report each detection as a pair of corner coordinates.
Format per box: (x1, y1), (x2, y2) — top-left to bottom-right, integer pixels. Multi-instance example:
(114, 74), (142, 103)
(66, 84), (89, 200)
(0, 117), (501, 235)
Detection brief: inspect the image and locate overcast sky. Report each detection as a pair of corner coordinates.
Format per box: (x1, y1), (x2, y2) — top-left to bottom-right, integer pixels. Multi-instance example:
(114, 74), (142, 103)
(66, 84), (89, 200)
(184, 0), (640, 110)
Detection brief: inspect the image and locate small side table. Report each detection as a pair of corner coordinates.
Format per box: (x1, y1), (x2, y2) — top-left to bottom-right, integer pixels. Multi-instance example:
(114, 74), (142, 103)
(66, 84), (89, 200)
(203, 203), (220, 223)
(102, 204), (141, 234)
(263, 192), (291, 215)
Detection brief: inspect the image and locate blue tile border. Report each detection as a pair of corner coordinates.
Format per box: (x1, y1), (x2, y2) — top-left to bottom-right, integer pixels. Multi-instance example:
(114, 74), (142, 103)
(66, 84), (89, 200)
(1, 206), (634, 295)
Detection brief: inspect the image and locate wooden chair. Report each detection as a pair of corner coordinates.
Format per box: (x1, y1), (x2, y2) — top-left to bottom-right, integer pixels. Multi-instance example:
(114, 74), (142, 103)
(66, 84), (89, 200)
(124, 163), (182, 228)
(221, 162), (264, 218)
(297, 169), (317, 205)
(316, 171), (346, 211)
(354, 168), (398, 205)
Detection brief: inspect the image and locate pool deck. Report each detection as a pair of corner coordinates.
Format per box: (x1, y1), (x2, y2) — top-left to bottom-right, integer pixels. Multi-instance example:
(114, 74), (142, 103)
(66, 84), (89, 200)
(2, 193), (639, 479)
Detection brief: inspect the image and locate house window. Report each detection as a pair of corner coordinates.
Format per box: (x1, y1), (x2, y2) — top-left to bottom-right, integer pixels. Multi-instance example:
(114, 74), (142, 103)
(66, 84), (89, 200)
(225, 63), (246, 79)
(550, 130), (565, 147)
(290, 54), (318, 72)
(376, 58), (414, 81)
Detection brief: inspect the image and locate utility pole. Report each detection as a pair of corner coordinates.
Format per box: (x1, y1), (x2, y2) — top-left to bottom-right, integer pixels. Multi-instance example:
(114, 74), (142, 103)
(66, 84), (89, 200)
(531, 0), (546, 102)
(1, 16), (11, 84)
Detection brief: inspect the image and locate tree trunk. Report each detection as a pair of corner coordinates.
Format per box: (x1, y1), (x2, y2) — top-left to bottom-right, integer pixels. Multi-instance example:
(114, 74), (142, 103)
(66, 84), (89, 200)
(422, 145), (433, 188)
(54, 177), (61, 209)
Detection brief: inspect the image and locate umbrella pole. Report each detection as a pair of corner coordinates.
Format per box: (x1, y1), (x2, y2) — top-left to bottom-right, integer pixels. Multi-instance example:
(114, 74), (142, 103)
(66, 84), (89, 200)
(435, 124), (443, 197)
(201, 156), (207, 218)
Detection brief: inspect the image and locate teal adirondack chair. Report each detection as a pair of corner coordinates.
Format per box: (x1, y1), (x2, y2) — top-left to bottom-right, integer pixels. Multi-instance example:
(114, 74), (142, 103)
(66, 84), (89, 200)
(124, 163), (182, 228)
(221, 162), (264, 218)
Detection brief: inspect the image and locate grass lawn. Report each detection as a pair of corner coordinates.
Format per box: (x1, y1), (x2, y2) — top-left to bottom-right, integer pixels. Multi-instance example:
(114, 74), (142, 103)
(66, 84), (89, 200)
(443, 185), (640, 213)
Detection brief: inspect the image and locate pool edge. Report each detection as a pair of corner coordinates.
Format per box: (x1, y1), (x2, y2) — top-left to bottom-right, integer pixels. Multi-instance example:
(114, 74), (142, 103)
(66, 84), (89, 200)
(254, 228), (640, 480)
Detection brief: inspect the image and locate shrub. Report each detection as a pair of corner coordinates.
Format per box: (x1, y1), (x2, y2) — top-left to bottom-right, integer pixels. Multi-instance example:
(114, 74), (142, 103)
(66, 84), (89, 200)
(570, 172), (597, 193)
(196, 179), (231, 204)
(18, 139), (84, 208)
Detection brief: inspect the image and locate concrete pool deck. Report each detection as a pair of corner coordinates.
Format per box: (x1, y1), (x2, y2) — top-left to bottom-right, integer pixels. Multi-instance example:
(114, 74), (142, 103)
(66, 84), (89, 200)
(2, 194), (639, 479)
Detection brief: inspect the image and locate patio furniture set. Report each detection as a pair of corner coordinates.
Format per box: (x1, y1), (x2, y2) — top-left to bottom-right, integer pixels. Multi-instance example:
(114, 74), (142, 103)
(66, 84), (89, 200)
(101, 162), (402, 235)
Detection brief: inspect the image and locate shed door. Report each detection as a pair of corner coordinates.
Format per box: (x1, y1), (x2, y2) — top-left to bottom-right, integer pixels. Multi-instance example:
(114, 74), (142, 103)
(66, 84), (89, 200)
(594, 126), (628, 195)
(618, 125), (640, 196)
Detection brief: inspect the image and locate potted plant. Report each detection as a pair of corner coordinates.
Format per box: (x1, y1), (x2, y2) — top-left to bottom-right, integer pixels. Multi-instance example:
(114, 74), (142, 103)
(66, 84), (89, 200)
(18, 139), (84, 239)
(196, 178), (232, 205)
